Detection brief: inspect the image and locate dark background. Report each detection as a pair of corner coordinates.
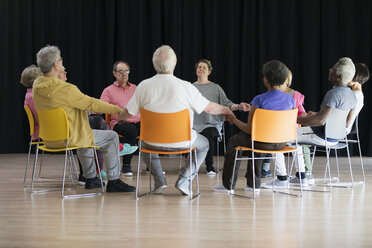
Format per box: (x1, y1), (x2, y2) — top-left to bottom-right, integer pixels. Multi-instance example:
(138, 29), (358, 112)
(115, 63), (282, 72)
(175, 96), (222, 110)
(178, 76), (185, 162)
(1, 0), (372, 155)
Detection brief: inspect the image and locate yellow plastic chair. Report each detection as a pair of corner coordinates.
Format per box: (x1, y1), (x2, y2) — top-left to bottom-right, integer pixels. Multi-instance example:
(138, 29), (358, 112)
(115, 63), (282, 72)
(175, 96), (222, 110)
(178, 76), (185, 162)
(230, 108), (301, 198)
(135, 108), (198, 200)
(24, 105), (43, 186)
(31, 108), (103, 198)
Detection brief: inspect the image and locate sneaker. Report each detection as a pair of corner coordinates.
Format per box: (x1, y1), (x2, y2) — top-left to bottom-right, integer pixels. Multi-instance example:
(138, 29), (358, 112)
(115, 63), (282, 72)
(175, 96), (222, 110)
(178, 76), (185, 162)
(96, 170), (107, 180)
(289, 176), (309, 186)
(106, 179), (136, 192)
(261, 178), (288, 189)
(152, 184), (167, 195)
(261, 169), (272, 178)
(306, 172), (315, 185)
(206, 166), (216, 176)
(244, 185), (260, 193)
(85, 177), (105, 189)
(175, 177), (190, 196)
(78, 175), (86, 185)
(122, 165), (133, 176)
(213, 183), (233, 194)
(145, 167), (166, 175)
(119, 143), (138, 156)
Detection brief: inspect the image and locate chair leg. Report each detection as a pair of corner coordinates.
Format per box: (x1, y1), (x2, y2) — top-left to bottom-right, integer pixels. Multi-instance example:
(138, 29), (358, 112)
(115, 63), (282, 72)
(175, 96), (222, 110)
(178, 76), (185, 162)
(24, 139), (33, 187)
(30, 146), (40, 193)
(189, 151), (192, 200)
(357, 135), (365, 182)
(194, 149), (200, 198)
(135, 152), (141, 199)
(230, 149), (239, 194)
(325, 147), (333, 192)
(217, 138), (220, 173)
(346, 144), (354, 187)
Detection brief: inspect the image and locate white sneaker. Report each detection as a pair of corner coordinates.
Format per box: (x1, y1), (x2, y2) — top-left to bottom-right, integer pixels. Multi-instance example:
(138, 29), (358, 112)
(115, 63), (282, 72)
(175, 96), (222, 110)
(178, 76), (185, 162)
(244, 185), (260, 193)
(213, 183), (234, 194)
(206, 170), (216, 176)
(175, 177), (190, 196)
(261, 178), (288, 189)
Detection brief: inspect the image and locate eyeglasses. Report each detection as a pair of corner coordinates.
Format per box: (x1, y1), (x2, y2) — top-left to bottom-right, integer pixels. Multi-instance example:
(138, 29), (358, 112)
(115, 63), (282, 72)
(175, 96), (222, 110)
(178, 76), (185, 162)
(117, 70), (130, 75)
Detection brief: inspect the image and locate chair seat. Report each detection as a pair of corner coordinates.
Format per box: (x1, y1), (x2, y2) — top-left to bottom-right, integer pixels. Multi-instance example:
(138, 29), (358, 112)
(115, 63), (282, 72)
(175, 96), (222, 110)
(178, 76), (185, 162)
(235, 145), (297, 154)
(139, 147), (195, 155)
(37, 144), (99, 152)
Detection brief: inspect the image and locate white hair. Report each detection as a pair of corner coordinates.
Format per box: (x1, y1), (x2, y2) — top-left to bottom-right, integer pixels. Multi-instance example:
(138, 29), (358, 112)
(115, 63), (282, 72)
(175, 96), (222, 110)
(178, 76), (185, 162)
(335, 57), (355, 85)
(36, 45), (61, 74)
(152, 45), (177, 73)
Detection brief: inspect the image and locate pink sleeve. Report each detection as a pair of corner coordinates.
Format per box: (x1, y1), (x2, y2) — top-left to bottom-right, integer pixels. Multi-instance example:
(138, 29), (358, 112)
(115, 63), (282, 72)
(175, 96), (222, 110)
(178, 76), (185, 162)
(293, 91), (306, 116)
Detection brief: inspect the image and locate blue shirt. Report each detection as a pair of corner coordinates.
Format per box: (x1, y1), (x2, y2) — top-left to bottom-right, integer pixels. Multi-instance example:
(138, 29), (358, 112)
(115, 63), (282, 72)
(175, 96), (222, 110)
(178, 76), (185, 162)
(250, 90), (295, 110)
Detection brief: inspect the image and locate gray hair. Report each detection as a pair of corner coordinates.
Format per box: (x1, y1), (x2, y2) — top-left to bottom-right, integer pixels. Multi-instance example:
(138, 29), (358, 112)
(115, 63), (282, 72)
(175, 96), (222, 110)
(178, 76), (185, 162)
(36, 45), (61, 73)
(152, 45), (177, 73)
(335, 57), (355, 85)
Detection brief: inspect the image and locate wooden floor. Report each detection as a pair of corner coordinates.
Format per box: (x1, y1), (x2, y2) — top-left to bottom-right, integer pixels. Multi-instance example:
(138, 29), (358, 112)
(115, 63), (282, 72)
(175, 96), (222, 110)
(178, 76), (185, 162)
(0, 153), (372, 248)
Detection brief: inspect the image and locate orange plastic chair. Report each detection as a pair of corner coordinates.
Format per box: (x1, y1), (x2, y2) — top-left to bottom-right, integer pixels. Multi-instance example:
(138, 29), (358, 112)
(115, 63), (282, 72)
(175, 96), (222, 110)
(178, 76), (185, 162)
(105, 113), (124, 138)
(135, 108), (198, 200)
(31, 108), (103, 198)
(230, 108), (301, 198)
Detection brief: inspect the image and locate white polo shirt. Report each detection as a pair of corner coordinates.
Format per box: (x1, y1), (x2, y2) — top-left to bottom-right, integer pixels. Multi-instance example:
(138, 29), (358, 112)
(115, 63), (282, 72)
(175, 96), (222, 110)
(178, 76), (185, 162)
(126, 74), (209, 148)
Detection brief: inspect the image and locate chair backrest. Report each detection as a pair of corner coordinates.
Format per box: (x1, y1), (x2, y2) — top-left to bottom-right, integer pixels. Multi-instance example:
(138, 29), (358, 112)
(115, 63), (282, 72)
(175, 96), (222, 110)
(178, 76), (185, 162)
(38, 108), (69, 142)
(139, 108), (191, 144)
(24, 105), (34, 137)
(105, 113), (111, 126)
(325, 108), (349, 140)
(251, 108), (298, 143)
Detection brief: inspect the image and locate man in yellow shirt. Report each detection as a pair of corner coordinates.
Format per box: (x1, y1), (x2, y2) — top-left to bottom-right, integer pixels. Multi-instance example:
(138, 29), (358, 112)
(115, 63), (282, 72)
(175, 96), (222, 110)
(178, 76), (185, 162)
(33, 45), (135, 192)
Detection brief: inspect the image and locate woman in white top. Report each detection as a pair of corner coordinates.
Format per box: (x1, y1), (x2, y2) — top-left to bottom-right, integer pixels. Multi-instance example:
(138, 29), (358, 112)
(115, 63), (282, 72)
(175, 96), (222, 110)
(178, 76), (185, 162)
(347, 63), (370, 134)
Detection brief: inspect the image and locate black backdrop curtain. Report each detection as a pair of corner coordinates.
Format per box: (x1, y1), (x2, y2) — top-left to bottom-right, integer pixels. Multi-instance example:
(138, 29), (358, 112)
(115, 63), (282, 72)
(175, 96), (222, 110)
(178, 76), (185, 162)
(1, 0), (372, 154)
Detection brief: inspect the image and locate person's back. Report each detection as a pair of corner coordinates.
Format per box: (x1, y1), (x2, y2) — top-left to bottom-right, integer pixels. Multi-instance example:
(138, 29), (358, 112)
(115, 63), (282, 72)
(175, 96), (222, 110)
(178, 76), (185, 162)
(136, 74), (204, 114)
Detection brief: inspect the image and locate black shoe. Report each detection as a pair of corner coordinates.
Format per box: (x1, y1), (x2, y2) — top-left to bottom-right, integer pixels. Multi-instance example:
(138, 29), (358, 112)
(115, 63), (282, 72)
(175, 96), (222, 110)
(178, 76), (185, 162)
(106, 179), (136, 192)
(85, 177), (105, 189)
(78, 175), (86, 185)
(260, 169), (272, 178)
(122, 165), (133, 176)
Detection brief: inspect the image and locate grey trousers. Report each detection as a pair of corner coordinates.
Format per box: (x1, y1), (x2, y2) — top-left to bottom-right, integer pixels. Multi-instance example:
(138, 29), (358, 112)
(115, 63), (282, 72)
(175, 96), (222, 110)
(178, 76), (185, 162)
(141, 133), (209, 188)
(77, 129), (121, 180)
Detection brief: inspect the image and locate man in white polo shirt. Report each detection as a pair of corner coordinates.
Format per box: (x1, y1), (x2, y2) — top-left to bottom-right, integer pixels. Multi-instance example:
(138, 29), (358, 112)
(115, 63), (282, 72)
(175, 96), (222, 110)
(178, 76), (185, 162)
(119, 45), (233, 196)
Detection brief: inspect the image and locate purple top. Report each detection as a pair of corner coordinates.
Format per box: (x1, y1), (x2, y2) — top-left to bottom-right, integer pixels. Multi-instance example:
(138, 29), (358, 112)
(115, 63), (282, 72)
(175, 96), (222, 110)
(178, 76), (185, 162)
(251, 90), (295, 110)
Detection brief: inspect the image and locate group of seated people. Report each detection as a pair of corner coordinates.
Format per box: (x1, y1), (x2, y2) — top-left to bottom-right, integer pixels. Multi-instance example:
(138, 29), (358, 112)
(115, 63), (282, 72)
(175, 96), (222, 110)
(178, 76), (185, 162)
(21, 44), (369, 195)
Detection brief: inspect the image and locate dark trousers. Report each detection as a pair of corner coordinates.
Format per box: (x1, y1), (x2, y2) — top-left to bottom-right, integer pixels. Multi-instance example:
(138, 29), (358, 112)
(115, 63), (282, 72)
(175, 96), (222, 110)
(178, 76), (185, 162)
(222, 132), (286, 189)
(113, 122), (140, 166)
(200, 127), (220, 168)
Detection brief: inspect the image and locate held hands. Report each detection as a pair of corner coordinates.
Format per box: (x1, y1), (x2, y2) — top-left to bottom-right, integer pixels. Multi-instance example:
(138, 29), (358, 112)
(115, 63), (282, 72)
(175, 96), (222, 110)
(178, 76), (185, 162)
(117, 108), (129, 123)
(238, 102), (251, 112)
(307, 111), (317, 117)
(223, 107), (236, 124)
